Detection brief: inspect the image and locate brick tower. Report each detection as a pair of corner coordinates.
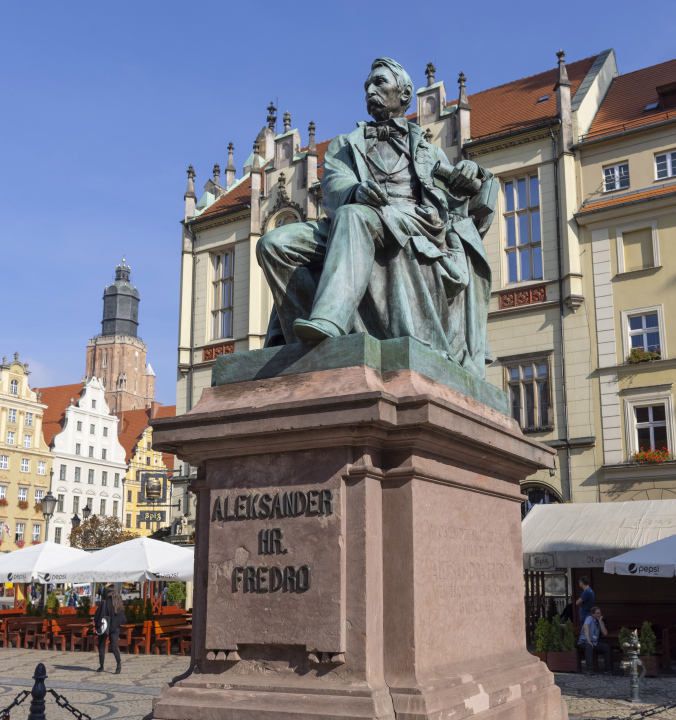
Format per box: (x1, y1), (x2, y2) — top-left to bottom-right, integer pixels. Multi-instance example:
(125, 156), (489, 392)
(85, 259), (156, 412)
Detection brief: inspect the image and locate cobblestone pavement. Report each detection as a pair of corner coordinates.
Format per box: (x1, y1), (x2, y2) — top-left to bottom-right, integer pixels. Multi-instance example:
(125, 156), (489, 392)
(0, 648), (190, 719)
(558, 671), (676, 719)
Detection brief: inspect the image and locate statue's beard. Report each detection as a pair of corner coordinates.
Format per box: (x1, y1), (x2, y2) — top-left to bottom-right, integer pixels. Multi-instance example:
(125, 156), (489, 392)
(367, 96), (400, 120)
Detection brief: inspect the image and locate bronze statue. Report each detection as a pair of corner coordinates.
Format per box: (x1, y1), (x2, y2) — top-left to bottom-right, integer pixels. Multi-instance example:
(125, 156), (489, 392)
(257, 57), (498, 379)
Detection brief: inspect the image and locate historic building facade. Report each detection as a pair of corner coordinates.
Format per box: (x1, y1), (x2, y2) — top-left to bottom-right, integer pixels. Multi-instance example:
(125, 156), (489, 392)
(171, 49), (674, 512)
(0, 353), (51, 551)
(575, 58), (676, 501)
(85, 260), (156, 413)
(39, 378), (127, 544)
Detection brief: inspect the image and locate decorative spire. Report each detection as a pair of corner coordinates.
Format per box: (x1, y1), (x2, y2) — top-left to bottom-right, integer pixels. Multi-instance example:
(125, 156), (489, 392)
(226, 142), (235, 170)
(213, 163), (221, 185)
(283, 111), (291, 133)
(425, 62), (436, 87)
(457, 72), (471, 110)
(252, 141), (261, 172)
(308, 121), (317, 155)
(267, 102), (277, 130)
(184, 165), (196, 200)
(555, 49), (572, 88)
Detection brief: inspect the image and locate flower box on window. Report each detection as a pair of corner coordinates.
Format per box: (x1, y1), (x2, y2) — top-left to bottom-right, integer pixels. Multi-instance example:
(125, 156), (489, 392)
(34, 502), (42, 513)
(31, 540), (41, 546)
(15, 540), (25, 548)
(632, 448), (674, 464)
(0, 498), (8, 508)
(626, 348), (662, 364)
(17, 500), (29, 510)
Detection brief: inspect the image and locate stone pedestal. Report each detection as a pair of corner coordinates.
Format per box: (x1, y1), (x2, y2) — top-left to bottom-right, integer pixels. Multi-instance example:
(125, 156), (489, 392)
(151, 336), (567, 720)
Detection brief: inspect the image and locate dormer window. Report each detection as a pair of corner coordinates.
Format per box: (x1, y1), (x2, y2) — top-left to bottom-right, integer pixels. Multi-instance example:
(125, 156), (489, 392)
(603, 163), (630, 192)
(657, 82), (676, 111)
(10, 379), (18, 395)
(644, 101), (659, 112)
(537, 95), (550, 103)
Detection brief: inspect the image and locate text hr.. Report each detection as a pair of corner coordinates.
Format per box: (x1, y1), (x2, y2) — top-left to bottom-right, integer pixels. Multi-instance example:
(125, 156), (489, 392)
(211, 489), (334, 521)
(233, 565), (311, 593)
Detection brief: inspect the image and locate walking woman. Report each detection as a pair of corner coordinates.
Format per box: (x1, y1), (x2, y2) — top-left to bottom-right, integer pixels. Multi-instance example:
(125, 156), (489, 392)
(94, 585), (127, 674)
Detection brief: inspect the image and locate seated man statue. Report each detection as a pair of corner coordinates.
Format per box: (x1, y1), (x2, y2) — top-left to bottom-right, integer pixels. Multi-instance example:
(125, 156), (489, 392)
(257, 57), (498, 379)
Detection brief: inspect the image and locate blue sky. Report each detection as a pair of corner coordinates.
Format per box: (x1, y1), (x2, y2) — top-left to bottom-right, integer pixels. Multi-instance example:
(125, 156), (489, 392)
(2, 0), (674, 404)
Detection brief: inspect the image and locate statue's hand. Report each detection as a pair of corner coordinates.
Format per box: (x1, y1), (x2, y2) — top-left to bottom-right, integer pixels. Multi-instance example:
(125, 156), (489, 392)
(445, 160), (481, 196)
(355, 180), (389, 207)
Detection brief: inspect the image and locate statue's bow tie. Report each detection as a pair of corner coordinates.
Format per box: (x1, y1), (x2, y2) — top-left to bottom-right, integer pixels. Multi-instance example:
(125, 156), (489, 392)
(364, 119), (409, 141)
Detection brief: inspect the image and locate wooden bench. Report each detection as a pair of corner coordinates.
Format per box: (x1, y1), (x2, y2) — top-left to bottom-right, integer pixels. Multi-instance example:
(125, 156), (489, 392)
(152, 619), (189, 655)
(49, 617), (91, 651)
(179, 626), (192, 656)
(6, 618), (43, 648)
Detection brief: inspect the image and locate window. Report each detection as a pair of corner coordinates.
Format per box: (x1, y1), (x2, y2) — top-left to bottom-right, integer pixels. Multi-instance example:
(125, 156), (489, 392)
(503, 176), (541, 284)
(629, 312), (661, 354)
(103, 376), (106, 388)
(37, 461), (46, 476)
(522, 485), (561, 519)
(114, 473), (120, 488)
(103, 427), (108, 437)
(100, 499), (106, 516)
(102, 471), (108, 486)
(102, 449), (107, 460)
(126, 513), (131, 529)
(506, 357), (551, 430)
(137, 491), (142, 503)
(88, 469), (94, 484)
(54, 527), (62, 544)
(88, 446), (94, 457)
(24, 435), (31, 448)
(74, 467), (81, 483)
(16, 523), (25, 542)
(146, 457), (151, 465)
(35, 490), (43, 504)
(103, 351), (107, 368)
(0, 486), (5, 499)
(75, 443), (81, 455)
(73, 496), (79, 514)
(127, 490), (132, 502)
(20, 458), (29, 473)
(212, 250), (234, 339)
(60, 464), (66, 480)
(603, 162), (630, 192)
(57, 494), (64, 513)
(135, 352), (138, 370)
(136, 515), (141, 529)
(10, 379), (18, 395)
(0, 456), (7, 470)
(92, 400), (96, 409)
(7, 431), (15, 445)
(655, 150), (676, 180)
(113, 500), (119, 517)
(18, 488), (27, 502)
(90, 424), (95, 434)
(25, 412), (33, 427)
(8, 409), (16, 423)
(616, 221), (659, 273)
(635, 405), (668, 451)
(77, 421), (82, 432)
(32, 525), (41, 542)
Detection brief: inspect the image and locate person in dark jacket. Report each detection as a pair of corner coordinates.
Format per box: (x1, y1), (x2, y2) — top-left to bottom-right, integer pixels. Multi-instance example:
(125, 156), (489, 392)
(94, 585), (127, 674)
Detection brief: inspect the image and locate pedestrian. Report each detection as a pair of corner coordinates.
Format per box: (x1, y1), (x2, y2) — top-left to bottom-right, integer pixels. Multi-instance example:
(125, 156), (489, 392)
(68, 587), (79, 608)
(578, 606), (612, 674)
(94, 585), (127, 674)
(162, 586), (167, 605)
(576, 576), (595, 624)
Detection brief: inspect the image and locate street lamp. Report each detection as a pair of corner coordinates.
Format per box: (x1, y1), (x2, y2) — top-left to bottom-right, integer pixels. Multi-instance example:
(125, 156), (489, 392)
(71, 514), (81, 530)
(82, 503), (91, 521)
(41, 468), (57, 542)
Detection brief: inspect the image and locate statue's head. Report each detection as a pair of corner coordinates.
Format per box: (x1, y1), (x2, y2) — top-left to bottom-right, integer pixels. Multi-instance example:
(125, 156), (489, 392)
(365, 58), (413, 122)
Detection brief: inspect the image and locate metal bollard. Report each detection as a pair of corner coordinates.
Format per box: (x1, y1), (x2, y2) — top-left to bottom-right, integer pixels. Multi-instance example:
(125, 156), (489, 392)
(620, 630), (645, 704)
(27, 663), (47, 720)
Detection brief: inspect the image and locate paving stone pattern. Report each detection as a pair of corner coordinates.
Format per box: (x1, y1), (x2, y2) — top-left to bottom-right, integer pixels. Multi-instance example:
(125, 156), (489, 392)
(0, 648), (189, 720)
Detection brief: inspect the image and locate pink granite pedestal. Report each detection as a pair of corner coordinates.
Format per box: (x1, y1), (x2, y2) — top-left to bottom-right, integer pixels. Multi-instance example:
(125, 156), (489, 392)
(151, 362), (568, 720)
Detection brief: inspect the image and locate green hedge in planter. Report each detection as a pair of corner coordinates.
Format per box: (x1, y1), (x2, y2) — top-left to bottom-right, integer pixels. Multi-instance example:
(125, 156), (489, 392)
(639, 621), (656, 656)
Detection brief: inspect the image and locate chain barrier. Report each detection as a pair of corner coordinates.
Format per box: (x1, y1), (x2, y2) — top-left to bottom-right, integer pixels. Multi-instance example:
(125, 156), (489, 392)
(47, 689), (92, 720)
(601, 699), (676, 720)
(0, 690), (30, 720)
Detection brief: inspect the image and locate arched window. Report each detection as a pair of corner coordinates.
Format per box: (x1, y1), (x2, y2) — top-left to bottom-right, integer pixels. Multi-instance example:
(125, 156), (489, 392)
(425, 96), (436, 116)
(283, 143), (291, 160)
(10, 379), (18, 395)
(275, 212), (298, 228)
(521, 484), (561, 519)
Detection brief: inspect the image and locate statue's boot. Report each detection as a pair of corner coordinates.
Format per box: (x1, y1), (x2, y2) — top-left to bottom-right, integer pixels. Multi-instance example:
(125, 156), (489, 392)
(293, 318), (342, 343)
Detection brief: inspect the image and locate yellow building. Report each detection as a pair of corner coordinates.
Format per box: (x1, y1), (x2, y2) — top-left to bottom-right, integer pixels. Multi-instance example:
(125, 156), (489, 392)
(118, 405), (175, 536)
(576, 58), (676, 501)
(0, 353), (52, 552)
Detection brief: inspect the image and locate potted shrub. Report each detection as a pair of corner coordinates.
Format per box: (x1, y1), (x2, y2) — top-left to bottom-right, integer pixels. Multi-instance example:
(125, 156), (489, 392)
(165, 582), (186, 608)
(532, 616), (552, 662)
(639, 621), (659, 677)
(76, 596), (91, 619)
(546, 616), (580, 672)
(45, 591), (61, 619)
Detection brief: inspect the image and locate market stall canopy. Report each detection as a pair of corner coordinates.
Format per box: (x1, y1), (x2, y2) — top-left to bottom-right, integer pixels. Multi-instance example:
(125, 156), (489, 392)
(147, 548), (194, 582)
(522, 499), (676, 570)
(605, 533), (676, 577)
(46, 536), (194, 583)
(0, 541), (88, 583)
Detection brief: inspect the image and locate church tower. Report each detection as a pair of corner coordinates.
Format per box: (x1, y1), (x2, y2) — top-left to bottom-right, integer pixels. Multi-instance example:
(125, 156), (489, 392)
(85, 259), (156, 413)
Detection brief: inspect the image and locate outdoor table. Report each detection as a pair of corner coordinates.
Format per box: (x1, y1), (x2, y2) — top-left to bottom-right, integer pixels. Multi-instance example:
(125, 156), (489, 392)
(69, 622), (90, 651)
(120, 622), (145, 654)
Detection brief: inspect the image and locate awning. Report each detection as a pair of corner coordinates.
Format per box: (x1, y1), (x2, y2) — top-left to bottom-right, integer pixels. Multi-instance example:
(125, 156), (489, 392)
(605, 533), (676, 577)
(0, 541), (89, 583)
(42, 536), (194, 583)
(147, 549), (194, 582)
(522, 499), (676, 569)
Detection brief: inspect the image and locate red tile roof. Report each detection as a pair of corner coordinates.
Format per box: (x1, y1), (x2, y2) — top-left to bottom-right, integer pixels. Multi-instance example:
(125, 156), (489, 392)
(192, 56), (598, 225)
(577, 182), (676, 215)
(584, 59), (676, 141)
(117, 405), (176, 471)
(37, 383), (85, 447)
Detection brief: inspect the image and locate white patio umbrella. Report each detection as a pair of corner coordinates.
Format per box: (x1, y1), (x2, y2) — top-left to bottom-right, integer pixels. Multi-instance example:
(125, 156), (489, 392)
(48, 536), (193, 584)
(604, 534), (676, 577)
(147, 548), (194, 582)
(0, 541), (88, 583)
